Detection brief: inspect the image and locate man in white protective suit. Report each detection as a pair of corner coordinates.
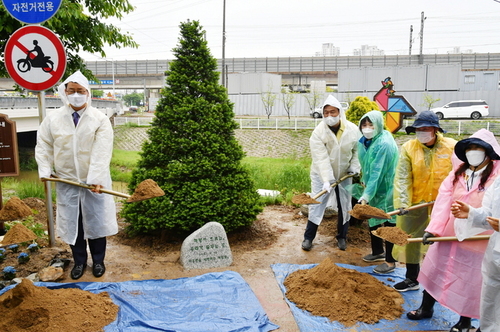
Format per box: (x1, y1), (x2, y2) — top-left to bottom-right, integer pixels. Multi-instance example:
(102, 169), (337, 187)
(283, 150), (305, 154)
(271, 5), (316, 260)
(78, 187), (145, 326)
(36, 70), (117, 280)
(301, 95), (361, 251)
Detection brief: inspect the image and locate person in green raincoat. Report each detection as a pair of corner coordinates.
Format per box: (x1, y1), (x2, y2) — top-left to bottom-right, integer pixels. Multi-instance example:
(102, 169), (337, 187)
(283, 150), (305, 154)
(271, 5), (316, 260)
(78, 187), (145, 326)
(392, 111), (456, 292)
(349, 110), (399, 274)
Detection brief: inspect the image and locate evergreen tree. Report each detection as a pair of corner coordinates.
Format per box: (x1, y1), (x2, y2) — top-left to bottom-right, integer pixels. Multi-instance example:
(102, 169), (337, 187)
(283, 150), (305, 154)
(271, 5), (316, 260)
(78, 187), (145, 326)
(121, 20), (262, 234)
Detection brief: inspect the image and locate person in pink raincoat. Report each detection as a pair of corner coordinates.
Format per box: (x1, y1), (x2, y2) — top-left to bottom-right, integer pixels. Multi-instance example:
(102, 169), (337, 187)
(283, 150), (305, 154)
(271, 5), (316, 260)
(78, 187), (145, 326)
(407, 129), (500, 332)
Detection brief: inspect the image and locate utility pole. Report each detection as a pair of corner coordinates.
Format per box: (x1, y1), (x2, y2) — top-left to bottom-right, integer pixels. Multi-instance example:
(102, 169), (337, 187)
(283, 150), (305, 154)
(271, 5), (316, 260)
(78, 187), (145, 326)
(221, 0), (226, 88)
(409, 25), (413, 56)
(419, 11), (426, 64)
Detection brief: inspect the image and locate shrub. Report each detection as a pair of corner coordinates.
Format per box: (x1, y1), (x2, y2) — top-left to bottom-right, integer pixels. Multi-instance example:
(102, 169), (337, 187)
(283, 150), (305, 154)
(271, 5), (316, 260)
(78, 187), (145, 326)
(121, 21), (262, 234)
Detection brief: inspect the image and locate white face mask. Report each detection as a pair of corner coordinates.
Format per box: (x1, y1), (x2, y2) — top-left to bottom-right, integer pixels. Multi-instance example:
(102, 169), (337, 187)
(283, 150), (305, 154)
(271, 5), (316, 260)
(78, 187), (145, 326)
(67, 93), (87, 108)
(416, 131), (434, 144)
(362, 128), (375, 139)
(324, 115), (340, 127)
(466, 150), (486, 167)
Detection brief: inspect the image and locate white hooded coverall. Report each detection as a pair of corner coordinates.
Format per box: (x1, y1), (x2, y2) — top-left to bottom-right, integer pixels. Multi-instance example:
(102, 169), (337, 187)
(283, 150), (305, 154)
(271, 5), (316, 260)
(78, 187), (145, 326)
(35, 71), (117, 246)
(308, 95), (361, 226)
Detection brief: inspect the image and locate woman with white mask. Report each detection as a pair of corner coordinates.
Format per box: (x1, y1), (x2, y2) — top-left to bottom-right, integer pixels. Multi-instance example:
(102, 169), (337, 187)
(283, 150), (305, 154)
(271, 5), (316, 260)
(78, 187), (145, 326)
(347, 111), (399, 274)
(392, 110), (457, 292)
(410, 129), (500, 332)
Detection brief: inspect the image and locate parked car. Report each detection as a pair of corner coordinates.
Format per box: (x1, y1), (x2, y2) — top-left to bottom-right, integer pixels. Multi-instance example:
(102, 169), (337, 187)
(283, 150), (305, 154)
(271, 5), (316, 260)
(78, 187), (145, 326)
(310, 102), (349, 118)
(430, 100), (489, 120)
(129, 105), (138, 112)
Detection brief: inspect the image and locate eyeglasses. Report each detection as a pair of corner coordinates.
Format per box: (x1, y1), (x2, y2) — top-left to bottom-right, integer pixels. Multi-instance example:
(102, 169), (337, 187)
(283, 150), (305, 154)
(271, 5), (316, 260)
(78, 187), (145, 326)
(66, 89), (87, 94)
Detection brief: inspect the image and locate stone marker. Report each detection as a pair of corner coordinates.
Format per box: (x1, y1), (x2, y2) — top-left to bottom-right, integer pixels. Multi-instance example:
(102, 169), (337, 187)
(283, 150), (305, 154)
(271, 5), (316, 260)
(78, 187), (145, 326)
(180, 221), (233, 270)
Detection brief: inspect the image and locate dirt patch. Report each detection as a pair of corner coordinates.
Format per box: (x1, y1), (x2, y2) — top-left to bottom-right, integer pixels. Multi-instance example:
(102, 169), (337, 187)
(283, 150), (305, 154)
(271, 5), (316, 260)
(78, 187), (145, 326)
(291, 193), (320, 205)
(127, 179), (165, 203)
(372, 226), (412, 246)
(284, 257), (404, 327)
(0, 279), (118, 332)
(349, 204), (391, 220)
(0, 197), (32, 221)
(1, 224), (37, 246)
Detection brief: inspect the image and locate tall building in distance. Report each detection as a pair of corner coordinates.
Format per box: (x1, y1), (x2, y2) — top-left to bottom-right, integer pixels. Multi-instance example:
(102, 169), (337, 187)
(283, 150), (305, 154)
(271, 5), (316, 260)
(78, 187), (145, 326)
(315, 43), (340, 57)
(448, 46), (474, 54)
(353, 45), (385, 56)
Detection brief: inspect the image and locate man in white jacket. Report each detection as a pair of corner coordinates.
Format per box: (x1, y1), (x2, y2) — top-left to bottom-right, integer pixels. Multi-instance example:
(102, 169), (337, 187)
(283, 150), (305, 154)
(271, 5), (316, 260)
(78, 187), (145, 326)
(36, 71), (117, 280)
(302, 95), (361, 251)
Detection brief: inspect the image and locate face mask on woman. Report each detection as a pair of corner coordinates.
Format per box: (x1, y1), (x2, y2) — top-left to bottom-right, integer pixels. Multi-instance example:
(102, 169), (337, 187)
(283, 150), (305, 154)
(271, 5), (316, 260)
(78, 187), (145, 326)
(416, 131), (434, 144)
(362, 128), (374, 139)
(324, 115), (340, 127)
(67, 93), (87, 108)
(466, 150), (486, 167)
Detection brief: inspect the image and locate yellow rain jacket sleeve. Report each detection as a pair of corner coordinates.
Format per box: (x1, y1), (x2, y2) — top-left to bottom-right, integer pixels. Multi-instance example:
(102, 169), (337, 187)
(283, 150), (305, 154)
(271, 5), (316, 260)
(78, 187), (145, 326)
(392, 133), (456, 263)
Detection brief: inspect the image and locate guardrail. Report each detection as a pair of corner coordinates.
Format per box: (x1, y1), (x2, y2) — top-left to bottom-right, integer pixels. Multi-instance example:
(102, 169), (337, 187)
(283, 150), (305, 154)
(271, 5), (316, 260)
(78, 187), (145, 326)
(113, 116), (500, 136)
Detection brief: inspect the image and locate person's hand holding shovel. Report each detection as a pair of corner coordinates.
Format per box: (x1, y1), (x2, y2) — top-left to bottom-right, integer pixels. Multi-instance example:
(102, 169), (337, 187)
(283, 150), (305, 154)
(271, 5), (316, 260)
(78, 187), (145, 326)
(90, 184), (102, 194)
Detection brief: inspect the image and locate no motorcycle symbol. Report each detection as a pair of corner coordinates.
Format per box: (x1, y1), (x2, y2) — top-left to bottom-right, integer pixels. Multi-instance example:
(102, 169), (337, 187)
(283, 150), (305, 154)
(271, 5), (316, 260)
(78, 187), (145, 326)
(4, 25), (66, 91)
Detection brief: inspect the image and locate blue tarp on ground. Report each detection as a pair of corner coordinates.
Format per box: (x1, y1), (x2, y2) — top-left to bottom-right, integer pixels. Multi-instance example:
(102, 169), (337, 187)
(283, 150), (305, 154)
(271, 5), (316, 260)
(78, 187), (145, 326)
(271, 263), (479, 332)
(0, 271), (279, 332)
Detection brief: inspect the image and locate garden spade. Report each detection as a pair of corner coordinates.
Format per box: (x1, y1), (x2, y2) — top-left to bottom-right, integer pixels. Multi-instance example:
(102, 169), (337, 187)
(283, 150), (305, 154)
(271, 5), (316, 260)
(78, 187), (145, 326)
(41, 177), (164, 203)
(291, 173), (357, 205)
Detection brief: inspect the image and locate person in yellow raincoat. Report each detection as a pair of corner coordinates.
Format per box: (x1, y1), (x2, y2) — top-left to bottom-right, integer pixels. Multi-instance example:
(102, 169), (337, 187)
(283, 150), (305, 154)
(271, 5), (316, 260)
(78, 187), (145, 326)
(392, 110), (456, 292)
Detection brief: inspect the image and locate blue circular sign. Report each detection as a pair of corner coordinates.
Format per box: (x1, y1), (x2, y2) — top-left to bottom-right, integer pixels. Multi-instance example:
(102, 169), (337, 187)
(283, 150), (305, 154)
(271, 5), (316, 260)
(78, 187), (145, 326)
(2, 0), (62, 24)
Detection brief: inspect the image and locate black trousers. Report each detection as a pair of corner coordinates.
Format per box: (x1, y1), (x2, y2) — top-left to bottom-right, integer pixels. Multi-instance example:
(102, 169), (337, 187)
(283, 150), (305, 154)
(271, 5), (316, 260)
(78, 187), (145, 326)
(369, 222), (396, 263)
(304, 185), (350, 241)
(70, 206), (106, 266)
(335, 186), (349, 240)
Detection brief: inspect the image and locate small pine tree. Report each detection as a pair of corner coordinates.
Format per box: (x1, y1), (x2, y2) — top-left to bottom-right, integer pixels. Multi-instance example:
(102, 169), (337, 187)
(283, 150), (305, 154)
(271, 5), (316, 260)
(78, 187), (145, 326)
(345, 96), (380, 125)
(120, 20), (262, 234)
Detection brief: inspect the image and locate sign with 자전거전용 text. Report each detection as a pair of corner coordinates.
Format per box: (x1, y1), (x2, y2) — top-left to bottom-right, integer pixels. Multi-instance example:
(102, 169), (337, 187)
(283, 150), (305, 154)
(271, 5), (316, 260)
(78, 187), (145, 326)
(1, 0), (62, 24)
(0, 114), (19, 177)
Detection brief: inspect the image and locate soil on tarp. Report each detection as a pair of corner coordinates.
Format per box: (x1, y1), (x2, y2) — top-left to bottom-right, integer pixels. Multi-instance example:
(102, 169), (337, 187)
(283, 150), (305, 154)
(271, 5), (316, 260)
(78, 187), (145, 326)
(0, 279), (118, 332)
(284, 257), (404, 327)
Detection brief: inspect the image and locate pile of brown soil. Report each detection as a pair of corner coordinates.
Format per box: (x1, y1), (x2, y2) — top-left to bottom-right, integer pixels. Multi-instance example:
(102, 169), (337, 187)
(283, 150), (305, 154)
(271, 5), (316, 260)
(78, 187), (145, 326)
(0, 197), (32, 221)
(372, 226), (411, 246)
(349, 204), (391, 220)
(291, 193), (320, 205)
(1, 224), (37, 246)
(128, 179), (165, 203)
(0, 279), (118, 332)
(284, 257), (404, 327)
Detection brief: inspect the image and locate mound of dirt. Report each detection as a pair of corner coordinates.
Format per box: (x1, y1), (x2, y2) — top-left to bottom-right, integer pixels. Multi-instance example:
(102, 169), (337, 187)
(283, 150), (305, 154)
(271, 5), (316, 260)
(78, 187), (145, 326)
(284, 257), (404, 327)
(0, 279), (118, 332)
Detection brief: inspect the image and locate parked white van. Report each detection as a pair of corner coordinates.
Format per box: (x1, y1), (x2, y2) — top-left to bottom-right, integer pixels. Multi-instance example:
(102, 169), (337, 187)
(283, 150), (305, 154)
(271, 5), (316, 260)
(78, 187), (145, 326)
(430, 100), (489, 120)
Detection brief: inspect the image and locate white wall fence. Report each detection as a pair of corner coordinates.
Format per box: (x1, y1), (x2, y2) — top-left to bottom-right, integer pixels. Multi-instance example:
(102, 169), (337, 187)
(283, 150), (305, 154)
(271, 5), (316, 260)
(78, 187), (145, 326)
(114, 116), (500, 136)
(228, 91), (500, 118)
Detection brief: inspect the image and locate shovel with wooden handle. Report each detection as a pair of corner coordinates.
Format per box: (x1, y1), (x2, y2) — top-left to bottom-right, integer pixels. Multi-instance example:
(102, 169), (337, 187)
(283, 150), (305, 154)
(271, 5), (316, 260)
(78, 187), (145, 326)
(406, 235), (491, 243)
(41, 176), (164, 203)
(291, 173), (358, 205)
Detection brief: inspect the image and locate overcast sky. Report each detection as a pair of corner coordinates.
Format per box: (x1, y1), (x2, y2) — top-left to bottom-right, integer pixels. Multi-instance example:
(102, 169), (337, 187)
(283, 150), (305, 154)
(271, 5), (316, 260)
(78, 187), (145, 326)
(83, 0), (500, 61)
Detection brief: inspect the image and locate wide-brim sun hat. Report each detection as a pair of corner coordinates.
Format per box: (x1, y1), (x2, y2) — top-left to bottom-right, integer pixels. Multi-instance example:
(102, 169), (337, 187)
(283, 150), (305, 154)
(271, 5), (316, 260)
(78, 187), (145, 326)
(454, 137), (500, 163)
(405, 110), (444, 134)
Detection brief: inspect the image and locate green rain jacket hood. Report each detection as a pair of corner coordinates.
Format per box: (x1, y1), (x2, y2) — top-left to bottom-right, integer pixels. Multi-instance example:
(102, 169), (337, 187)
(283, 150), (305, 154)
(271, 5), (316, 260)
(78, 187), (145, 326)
(353, 111), (399, 227)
